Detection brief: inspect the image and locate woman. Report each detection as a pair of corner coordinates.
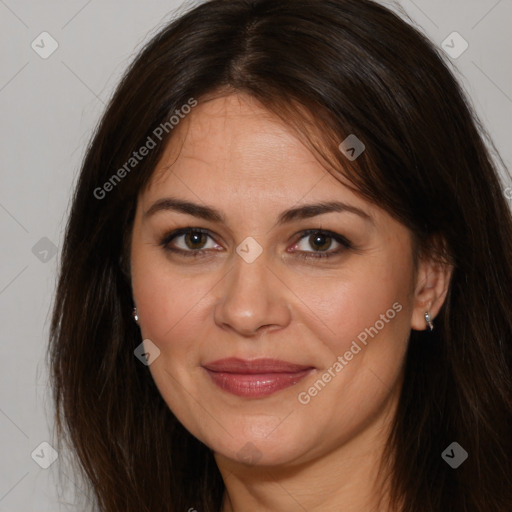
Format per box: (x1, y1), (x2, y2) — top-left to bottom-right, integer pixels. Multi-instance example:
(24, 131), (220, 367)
(49, 0), (512, 510)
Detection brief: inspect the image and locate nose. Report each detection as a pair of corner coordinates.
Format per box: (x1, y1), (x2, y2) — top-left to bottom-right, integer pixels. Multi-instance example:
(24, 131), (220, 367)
(213, 252), (292, 337)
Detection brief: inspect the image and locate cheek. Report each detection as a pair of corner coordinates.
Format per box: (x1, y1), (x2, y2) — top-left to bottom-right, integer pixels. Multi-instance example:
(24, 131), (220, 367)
(289, 254), (413, 441)
(132, 260), (211, 348)
(290, 251), (413, 360)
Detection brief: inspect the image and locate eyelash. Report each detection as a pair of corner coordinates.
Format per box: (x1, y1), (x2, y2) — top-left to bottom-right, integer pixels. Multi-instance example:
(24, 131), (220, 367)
(158, 227), (354, 260)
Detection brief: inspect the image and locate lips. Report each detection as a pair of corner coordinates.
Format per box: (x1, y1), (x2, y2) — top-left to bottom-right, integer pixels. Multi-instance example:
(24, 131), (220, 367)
(203, 358), (314, 398)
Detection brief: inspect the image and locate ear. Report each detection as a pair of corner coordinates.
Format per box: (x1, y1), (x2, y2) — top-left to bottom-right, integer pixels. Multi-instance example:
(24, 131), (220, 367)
(411, 253), (453, 331)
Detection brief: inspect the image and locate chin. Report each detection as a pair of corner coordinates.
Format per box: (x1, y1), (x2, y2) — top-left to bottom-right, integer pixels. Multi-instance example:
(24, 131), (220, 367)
(208, 424), (312, 468)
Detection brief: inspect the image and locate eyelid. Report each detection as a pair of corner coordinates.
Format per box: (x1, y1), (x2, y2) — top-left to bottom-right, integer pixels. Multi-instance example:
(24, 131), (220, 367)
(288, 229), (353, 260)
(159, 227), (221, 255)
(291, 229), (352, 250)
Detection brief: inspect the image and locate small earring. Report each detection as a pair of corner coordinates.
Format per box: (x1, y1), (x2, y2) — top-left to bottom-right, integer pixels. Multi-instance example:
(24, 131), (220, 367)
(425, 311), (434, 332)
(132, 307), (139, 324)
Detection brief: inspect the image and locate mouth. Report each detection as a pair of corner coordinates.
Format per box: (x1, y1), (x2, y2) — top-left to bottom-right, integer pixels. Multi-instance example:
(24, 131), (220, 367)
(202, 358), (315, 398)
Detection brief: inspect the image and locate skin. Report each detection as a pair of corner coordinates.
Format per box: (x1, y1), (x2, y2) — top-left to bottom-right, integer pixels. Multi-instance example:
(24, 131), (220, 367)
(130, 93), (452, 512)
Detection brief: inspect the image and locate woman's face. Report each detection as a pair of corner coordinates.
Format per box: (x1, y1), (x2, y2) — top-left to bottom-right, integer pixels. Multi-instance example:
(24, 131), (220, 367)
(130, 93), (427, 469)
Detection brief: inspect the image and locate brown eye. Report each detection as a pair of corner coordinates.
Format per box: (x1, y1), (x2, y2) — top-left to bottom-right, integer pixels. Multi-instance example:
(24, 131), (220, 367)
(160, 228), (221, 257)
(308, 233), (333, 252)
(291, 229), (353, 260)
(184, 231), (208, 250)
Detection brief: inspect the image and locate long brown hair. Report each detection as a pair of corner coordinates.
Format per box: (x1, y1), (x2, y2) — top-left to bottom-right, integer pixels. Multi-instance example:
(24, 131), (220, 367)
(49, 0), (512, 510)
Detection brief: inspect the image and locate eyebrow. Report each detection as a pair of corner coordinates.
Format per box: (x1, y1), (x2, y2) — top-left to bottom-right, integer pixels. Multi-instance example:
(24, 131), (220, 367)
(144, 197), (373, 225)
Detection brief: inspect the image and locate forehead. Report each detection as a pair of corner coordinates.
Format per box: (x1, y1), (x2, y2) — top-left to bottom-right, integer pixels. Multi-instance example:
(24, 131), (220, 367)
(150, 95), (319, 180)
(143, 93), (352, 201)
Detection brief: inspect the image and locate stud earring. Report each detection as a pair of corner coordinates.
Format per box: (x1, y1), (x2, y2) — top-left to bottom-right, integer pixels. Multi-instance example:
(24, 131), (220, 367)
(132, 307), (139, 324)
(425, 311), (434, 332)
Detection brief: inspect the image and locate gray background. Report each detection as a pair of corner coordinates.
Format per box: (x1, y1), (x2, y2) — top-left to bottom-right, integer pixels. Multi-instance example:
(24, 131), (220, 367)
(0, 0), (511, 510)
